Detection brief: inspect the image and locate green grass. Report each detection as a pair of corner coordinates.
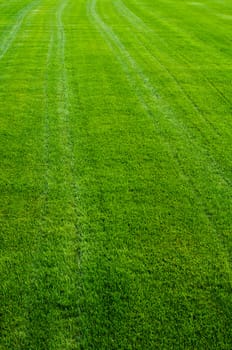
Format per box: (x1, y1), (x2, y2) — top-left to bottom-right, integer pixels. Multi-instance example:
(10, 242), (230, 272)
(0, 0), (232, 348)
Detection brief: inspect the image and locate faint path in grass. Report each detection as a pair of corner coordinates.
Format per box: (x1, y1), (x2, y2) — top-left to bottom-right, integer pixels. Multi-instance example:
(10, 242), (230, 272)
(114, 0), (207, 116)
(55, 0), (81, 345)
(97, 0), (232, 188)
(87, 0), (196, 134)
(113, 0), (232, 188)
(87, 0), (232, 186)
(87, 0), (162, 119)
(114, 0), (231, 126)
(15, 0), (81, 347)
(56, 0), (79, 226)
(56, 0), (80, 254)
(113, 0), (232, 180)
(43, 31), (54, 209)
(0, 0), (40, 60)
(87, 0), (232, 288)
(123, 0), (232, 102)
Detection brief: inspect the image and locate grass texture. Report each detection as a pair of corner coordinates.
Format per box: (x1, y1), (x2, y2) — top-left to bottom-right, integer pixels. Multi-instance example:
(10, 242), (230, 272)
(0, 0), (232, 348)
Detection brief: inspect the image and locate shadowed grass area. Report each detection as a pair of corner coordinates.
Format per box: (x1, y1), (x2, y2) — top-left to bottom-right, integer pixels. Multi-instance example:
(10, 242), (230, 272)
(0, 0), (232, 349)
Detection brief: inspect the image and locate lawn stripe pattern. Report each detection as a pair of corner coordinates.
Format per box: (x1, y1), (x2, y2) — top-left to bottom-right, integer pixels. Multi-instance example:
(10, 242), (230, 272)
(1, 0), (232, 349)
(0, 0), (40, 60)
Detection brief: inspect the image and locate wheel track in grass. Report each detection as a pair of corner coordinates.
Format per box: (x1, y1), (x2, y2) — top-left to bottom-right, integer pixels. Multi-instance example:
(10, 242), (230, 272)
(112, 0), (232, 185)
(90, 0), (232, 200)
(26, 0), (80, 346)
(113, 0), (232, 250)
(0, 0), (40, 60)
(140, 0), (230, 280)
(114, 0), (231, 130)
(136, 0), (232, 62)
(56, 3), (89, 343)
(113, 0), (211, 122)
(87, 0), (192, 133)
(87, 0), (232, 187)
(56, 0), (80, 241)
(43, 30), (54, 208)
(56, 0), (81, 344)
(113, 0), (232, 189)
(118, 0), (232, 97)
(87, 0), (173, 126)
(207, 79), (232, 109)
(27, 25), (55, 348)
(124, 0), (232, 105)
(114, 0), (191, 67)
(0, 1), (66, 346)
(87, 0), (232, 286)
(56, 0), (79, 212)
(21, 2), (64, 346)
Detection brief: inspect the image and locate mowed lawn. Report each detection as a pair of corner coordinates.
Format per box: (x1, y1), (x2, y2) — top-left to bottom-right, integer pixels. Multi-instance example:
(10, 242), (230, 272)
(0, 0), (232, 348)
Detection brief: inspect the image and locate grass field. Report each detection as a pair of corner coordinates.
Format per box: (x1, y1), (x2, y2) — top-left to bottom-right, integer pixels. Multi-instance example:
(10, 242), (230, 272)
(0, 0), (232, 348)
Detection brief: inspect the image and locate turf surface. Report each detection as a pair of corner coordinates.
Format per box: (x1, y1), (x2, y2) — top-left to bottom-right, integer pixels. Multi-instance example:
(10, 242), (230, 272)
(0, 0), (232, 348)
